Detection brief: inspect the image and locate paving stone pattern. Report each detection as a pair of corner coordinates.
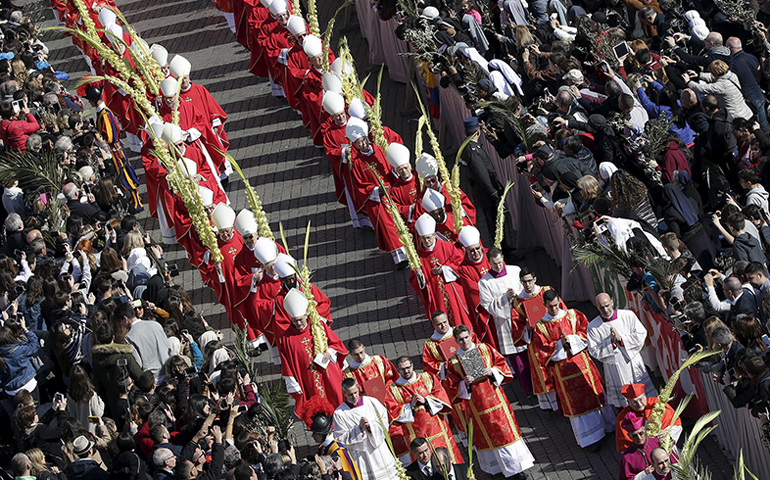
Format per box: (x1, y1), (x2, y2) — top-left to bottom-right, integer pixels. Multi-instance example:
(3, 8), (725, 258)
(39, 0), (737, 478)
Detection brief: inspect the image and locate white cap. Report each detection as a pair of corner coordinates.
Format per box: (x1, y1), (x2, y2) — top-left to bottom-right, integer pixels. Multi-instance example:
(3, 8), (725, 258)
(78, 166), (94, 180)
(345, 117), (368, 142)
(160, 77), (178, 97)
(107, 23), (124, 46)
(274, 253), (297, 278)
(322, 73), (342, 94)
(386, 143), (410, 168)
(161, 123), (183, 144)
(98, 7), (117, 27)
(303, 35), (323, 58)
(211, 203), (236, 230)
(260, 0), (273, 7)
(563, 69), (584, 83)
(348, 98), (367, 119)
(330, 57), (353, 79)
(415, 213), (437, 236)
(415, 152), (439, 178)
(322, 91), (345, 115)
(254, 237), (278, 264)
(691, 17), (707, 30)
(458, 226), (481, 248)
(178, 158), (197, 177)
(150, 44), (168, 66)
(421, 188), (445, 212)
(147, 116), (165, 139)
(169, 55), (191, 78)
(684, 10), (700, 22)
(268, 0), (287, 15)
(420, 6), (439, 20)
(234, 209), (258, 236)
(286, 15), (306, 36)
(283, 288), (309, 318)
(692, 24), (709, 40)
(199, 186), (214, 206)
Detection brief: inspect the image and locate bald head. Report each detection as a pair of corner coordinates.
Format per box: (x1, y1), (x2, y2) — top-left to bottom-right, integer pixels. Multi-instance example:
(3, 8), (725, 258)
(705, 32), (723, 47)
(724, 276), (743, 296)
(680, 89), (697, 108)
(25, 229), (42, 244)
(726, 37), (742, 52)
(63, 182), (78, 200)
(596, 293), (614, 319)
(650, 447), (671, 475)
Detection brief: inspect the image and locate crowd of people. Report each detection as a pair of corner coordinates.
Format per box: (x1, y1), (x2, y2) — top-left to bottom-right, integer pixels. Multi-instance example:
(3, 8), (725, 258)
(2, 0), (770, 478)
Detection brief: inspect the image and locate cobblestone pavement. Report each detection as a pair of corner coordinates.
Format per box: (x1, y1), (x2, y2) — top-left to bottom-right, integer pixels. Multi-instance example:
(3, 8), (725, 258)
(40, 0), (737, 478)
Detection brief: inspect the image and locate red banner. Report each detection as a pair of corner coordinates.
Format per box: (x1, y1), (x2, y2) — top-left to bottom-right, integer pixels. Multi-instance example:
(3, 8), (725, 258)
(623, 290), (710, 418)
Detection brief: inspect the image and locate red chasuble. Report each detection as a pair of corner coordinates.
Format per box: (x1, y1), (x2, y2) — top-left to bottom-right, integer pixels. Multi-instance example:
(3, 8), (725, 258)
(531, 309), (605, 417)
(249, 9), (274, 77)
(321, 118), (349, 205)
(409, 238), (473, 330)
(253, 281), (333, 347)
(385, 372), (463, 463)
(445, 344), (524, 450)
(158, 100), (227, 174)
(180, 82), (230, 150)
(386, 171), (420, 222)
(233, 0), (263, 50)
(346, 145), (402, 252)
(140, 142), (174, 227)
(297, 65), (328, 146)
(279, 322), (348, 415)
(284, 42), (307, 111)
(258, 21), (292, 88)
(456, 252), (496, 347)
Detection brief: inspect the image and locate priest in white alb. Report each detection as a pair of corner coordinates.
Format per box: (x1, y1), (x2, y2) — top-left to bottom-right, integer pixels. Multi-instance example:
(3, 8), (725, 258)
(333, 378), (397, 480)
(587, 293), (657, 408)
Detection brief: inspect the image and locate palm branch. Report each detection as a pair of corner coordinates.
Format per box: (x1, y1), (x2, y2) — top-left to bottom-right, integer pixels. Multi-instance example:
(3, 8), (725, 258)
(0, 150), (63, 197)
(671, 410), (720, 480)
(254, 378), (295, 441)
(570, 235), (634, 280)
(476, 98), (534, 151)
(494, 182), (514, 249)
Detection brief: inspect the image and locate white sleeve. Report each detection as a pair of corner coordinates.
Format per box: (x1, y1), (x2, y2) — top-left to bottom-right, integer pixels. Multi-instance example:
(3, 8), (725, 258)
(441, 266), (458, 283)
(184, 127), (202, 142)
(283, 376), (302, 394)
(587, 325), (617, 362)
(327, 348), (339, 363)
(277, 48), (289, 65)
(395, 403), (414, 423)
(489, 368), (505, 387)
(479, 281), (511, 319)
(425, 397), (444, 415)
(706, 286), (731, 313)
(566, 334), (587, 355)
(551, 340), (568, 362)
(368, 188), (381, 202)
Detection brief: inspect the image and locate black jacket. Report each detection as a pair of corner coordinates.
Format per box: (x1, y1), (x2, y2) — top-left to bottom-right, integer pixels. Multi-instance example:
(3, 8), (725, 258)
(540, 154), (595, 188)
(66, 199), (101, 224)
(460, 140), (503, 209)
(732, 233), (766, 264)
(64, 458), (109, 480)
(684, 105), (710, 136)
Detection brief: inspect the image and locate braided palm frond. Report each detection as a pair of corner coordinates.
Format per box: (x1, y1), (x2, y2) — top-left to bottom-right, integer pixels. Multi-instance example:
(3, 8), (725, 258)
(671, 410), (720, 480)
(494, 182), (514, 249)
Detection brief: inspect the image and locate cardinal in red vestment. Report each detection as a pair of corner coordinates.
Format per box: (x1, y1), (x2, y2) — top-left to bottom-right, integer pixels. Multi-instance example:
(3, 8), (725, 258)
(343, 118), (406, 266)
(412, 153), (477, 230)
(615, 384), (683, 453)
(279, 288), (347, 416)
(257, 0), (292, 92)
(409, 214), (474, 330)
(384, 143), (420, 223)
(454, 226), (496, 346)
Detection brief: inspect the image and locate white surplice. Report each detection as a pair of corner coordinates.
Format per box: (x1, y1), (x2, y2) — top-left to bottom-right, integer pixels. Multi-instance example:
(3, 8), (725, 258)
(333, 396), (397, 480)
(478, 265), (523, 355)
(587, 309), (657, 408)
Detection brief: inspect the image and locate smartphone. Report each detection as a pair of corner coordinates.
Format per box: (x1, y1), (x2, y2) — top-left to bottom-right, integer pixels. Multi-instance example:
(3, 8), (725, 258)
(87, 416), (100, 424)
(14, 249), (23, 257)
(181, 329), (189, 335)
(113, 185), (121, 194)
(238, 405), (248, 413)
(106, 223), (113, 232)
(11, 99), (20, 114)
(762, 334), (770, 348)
(79, 281), (88, 290)
(613, 41), (631, 62)
(54, 392), (64, 403)
(184, 365), (198, 376)
(167, 263), (179, 277)
(131, 299), (142, 308)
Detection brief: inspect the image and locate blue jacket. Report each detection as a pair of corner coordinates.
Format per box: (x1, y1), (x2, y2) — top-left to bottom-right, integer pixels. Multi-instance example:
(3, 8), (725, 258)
(637, 83), (696, 146)
(0, 330), (39, 392)
(17, 295), (44, 331)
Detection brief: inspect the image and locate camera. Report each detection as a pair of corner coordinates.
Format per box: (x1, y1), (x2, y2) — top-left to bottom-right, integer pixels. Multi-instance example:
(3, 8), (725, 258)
(277, 439), (291, 452)
(166, 263), (179, 277)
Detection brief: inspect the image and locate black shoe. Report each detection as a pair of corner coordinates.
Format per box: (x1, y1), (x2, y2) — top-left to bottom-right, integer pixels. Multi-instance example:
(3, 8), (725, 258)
(395, 260), (408, 271)
(587, 441), (602, 452)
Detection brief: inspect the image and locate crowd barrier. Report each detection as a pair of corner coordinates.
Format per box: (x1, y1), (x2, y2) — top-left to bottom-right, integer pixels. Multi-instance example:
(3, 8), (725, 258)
(354, 5), (770, 472)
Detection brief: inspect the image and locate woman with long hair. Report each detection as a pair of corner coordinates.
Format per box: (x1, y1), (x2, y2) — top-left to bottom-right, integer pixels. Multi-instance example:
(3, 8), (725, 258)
(0, 312), (40, 399)
(99, 246), (129, 284)
(66, 364), (105, 433)
(25, 448), (66, 480)
(18, 275), (45, 331)
(732, 316), (769, 354)
(610, 169), (660, 229)
(95, 176), (123, 213)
